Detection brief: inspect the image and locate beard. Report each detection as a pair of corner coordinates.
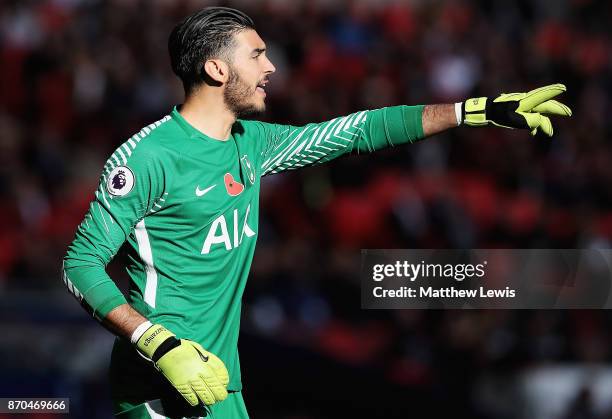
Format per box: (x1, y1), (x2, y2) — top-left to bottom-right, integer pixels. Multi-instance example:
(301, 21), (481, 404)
(223, 65), (265, 118)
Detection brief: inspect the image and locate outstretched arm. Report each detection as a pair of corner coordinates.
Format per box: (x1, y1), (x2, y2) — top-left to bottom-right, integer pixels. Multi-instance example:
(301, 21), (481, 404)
(423, 84), (573, 138)
(422, 104), (458, 137)
(253, 83), (571, 176)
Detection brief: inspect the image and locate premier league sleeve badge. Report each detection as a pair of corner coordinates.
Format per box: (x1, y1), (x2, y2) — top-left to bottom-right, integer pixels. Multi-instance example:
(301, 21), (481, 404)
(107, 166), (135, 197)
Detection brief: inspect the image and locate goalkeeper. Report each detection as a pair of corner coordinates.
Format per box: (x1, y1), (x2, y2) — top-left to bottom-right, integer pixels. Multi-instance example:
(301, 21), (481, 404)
(62, 6), (571, 419)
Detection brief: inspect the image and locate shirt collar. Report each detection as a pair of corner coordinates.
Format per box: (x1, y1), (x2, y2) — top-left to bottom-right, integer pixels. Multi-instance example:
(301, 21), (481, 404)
(170, 105), (233, 143)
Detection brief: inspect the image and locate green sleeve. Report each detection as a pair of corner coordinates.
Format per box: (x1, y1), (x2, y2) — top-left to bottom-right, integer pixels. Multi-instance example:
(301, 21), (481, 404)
(252, 105), (424, 176)
(62, 143), (167, 320)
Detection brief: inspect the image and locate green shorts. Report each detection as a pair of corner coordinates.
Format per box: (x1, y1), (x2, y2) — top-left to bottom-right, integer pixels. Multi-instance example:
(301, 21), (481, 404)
(114, 392), (248, 419)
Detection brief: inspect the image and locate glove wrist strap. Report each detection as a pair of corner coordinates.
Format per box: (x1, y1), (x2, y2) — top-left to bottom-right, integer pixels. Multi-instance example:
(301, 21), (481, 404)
(463, 97), (488, 126)
(136, 324), (179, 360)
(151, 337), (181, 362)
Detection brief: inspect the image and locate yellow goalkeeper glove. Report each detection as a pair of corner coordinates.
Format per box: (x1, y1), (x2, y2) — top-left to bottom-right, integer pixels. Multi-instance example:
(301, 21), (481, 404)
(462, 83), (572, 136)
(135, 323), (229, 406)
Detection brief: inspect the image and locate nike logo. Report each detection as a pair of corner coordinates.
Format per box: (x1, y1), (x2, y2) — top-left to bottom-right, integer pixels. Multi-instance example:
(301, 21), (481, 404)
(195, 184), (216, 197)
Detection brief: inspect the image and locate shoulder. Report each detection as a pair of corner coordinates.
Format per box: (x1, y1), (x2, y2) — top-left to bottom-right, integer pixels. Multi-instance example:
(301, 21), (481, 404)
(102, 115), (178, 189)
(118, 114), (192, 164)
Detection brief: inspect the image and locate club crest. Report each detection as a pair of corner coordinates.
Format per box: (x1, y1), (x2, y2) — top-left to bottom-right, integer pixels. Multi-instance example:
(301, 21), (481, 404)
(240, 155), (255, 185)
(107, 166), (134, 197)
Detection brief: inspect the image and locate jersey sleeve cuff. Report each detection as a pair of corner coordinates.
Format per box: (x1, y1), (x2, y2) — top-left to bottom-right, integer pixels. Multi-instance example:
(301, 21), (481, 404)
(400, 105), (425, 142)
(379, 105), (425, 146)
(94, 294), (128, 319)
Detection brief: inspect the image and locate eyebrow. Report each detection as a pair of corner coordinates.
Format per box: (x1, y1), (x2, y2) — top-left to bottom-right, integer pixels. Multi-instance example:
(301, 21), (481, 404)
(252, 47), (266, 55)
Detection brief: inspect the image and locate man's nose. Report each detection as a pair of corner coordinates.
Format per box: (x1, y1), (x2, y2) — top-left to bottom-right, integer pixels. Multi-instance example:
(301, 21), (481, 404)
(264, 56), (276, 74)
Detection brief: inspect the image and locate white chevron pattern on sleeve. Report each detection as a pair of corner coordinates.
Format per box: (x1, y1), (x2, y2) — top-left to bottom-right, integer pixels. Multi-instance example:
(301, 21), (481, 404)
(96, 115), (171, 209)
(261, 111), (368, 176)
(61, 261), (83, 302)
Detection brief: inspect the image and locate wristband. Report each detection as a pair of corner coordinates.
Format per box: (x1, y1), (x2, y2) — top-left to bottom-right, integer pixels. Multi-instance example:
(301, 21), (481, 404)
(454, 102), (463, 126)
(130, 320), (153, 344)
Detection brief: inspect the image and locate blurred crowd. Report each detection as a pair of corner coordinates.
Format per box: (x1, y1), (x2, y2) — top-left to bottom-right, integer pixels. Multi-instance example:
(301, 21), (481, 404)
(1, 0), (612, 418)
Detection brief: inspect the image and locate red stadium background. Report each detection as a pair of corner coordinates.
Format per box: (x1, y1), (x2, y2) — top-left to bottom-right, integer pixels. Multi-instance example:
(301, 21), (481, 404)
(0, 0), (610, 418)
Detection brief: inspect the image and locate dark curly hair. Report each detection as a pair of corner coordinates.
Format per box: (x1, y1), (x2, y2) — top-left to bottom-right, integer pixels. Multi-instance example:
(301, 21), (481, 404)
(168, 7), (255, 95)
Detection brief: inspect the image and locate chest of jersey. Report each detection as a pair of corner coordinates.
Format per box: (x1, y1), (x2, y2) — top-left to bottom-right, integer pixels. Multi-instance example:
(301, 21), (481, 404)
(148, 139), (260, 257)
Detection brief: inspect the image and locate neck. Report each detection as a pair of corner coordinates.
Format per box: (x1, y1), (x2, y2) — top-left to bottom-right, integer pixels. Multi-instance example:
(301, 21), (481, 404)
(179, 87), (236, 141)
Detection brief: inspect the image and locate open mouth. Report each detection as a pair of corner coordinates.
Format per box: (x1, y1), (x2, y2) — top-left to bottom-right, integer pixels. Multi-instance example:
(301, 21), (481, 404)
(256, 80), (268, 96)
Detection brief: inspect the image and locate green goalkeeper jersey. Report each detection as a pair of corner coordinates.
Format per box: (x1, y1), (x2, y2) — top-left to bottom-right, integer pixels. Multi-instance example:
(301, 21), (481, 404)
(62, 105), (424, 402)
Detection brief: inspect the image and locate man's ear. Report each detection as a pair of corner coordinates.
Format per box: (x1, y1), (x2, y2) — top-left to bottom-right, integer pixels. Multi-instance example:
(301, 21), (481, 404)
(203, 59), (229, 85)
